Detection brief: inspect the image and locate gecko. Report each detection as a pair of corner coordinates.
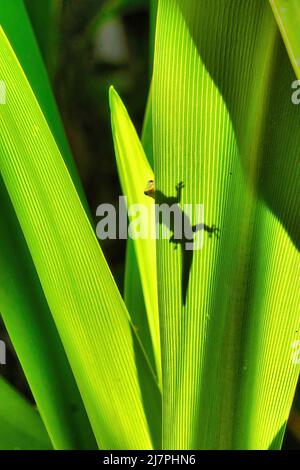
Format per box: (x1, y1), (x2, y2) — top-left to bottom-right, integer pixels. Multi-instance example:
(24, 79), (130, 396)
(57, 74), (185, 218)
(144, 179), (220, 305)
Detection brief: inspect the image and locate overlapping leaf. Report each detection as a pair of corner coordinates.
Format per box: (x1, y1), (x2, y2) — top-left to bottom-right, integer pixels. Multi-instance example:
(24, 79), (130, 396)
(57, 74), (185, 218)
(153, 0), (299, 449)
(0, 0), (95, 449)
(0, 27), (159, 450)
(269, 0), (300, 79)
(109, 87), (161, 386)
(0, 377), (51, 450)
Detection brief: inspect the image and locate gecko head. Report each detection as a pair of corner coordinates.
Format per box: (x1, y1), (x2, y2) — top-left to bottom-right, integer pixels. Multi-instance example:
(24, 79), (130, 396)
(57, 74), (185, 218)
(144, 179), (155, 199)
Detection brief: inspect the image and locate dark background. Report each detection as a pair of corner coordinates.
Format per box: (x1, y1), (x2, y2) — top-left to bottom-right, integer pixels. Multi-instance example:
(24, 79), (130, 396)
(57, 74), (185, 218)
(0, 0), (299, 450)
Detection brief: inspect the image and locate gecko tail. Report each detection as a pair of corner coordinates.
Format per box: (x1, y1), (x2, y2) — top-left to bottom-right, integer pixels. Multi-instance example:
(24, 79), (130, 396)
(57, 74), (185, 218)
(182, 247), (193, 306)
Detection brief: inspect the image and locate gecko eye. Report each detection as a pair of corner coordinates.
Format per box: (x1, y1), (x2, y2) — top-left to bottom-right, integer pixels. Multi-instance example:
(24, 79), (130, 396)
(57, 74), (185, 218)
(144, 180), (155, 198)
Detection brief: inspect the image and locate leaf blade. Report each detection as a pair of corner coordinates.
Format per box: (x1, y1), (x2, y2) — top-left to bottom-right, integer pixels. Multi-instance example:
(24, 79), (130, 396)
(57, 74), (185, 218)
(0, 27), (156, 450)
(269, 0), (300, 79)
(109, 86), (161, 386)
(0, 0), (96, 449)
(0, 376), (52, 450)
(153, 0), (299, 449)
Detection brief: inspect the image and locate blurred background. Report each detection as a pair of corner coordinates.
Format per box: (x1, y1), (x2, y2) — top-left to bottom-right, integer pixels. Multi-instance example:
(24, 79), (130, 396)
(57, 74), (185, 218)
(0, 0), (299, 449)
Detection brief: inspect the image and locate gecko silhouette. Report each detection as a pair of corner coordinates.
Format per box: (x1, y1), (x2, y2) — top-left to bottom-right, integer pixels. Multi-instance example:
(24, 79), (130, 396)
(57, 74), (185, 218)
(144, 180), (220, 305)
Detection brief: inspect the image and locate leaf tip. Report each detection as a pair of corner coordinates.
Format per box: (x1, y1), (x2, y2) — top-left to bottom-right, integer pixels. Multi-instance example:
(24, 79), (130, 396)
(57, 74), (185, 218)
(109, 85), (119, 111)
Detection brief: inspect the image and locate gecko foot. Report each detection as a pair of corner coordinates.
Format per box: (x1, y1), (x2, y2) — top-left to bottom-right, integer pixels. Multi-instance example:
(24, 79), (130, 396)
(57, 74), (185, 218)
(209, 225), (220, 239)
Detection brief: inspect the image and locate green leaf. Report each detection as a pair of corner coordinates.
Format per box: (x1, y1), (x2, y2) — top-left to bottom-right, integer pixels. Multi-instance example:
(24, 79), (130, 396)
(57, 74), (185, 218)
(141, 86), (154, 167)
(269, 0), (300, 79)
(0, 376), (52, 450)
(122, 87), (155, 374)
(153, 0), (299, 449)
(0, 181), (97, 450)
(109, 86), (161, 387)
(150, 0), (158, 75)
(124, 238), (157, 375)
(0, 27), (158, 450)
(0, 0), (96, 449)
(110, 89), (162, 447)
